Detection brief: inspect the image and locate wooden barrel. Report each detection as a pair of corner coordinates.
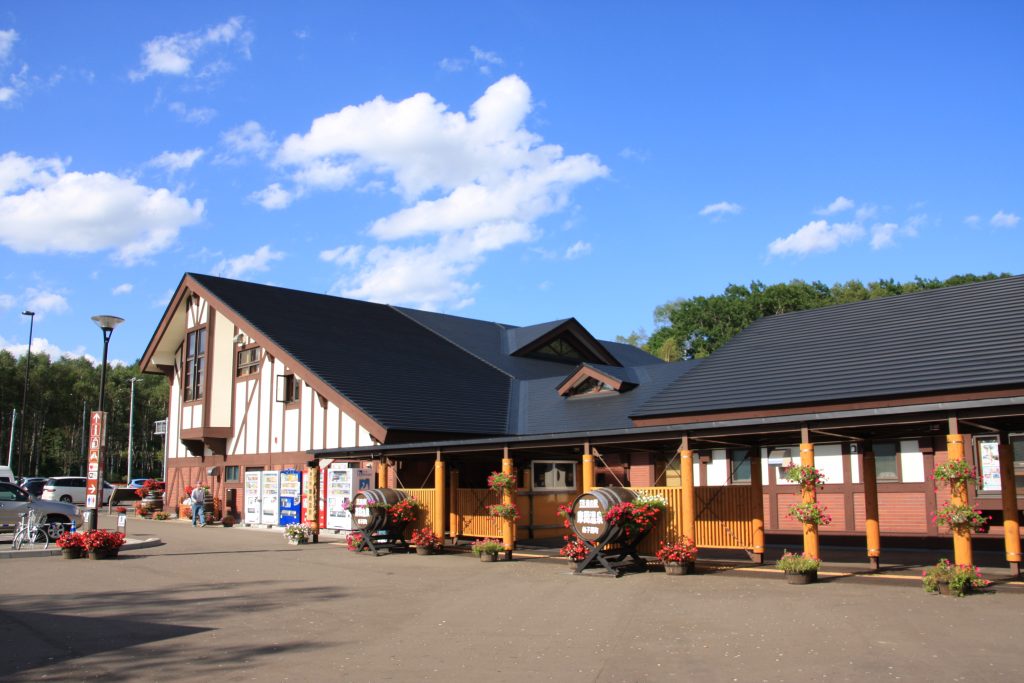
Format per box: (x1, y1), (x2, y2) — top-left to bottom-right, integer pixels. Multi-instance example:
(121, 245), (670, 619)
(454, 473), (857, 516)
(569, 487), (638, 545)
(351, 489), (408, 534)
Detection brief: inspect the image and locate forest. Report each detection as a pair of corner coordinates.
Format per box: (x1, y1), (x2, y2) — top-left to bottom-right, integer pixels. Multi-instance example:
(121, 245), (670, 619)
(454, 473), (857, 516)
(0, 352), (168, 482)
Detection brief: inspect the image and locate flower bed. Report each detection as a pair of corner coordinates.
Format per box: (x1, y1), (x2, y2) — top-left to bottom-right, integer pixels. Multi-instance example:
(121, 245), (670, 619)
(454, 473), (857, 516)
(922, 558), (989, 596)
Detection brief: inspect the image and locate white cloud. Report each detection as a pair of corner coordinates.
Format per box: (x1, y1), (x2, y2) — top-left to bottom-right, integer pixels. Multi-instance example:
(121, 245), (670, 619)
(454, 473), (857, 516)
(698, 201), (741, 218)
(248, 183), (294, 210)
(964, 215), (980, 226)
(270, 75), (606, 309)
(565, 240), (591, 259)
(319, 245), (363, 266)
(112, 283), (134, 295)
(768, 220), (864, 256)
(25, 288), (68, 316)
(991, 210), (1020, 228)
(0, 151), (204, 264)
(213, 244), (284, 279)
(619, 147), (650, 162)
(471, 46), (503, 74)
(129, 16), (253, 81)
(216, 120), (273, 163)
(904, 213), (926, 237)
(0, 29), (17, 62)
(0, 293), (14, 309)
(147, 148), (204, 173)
(869, 222), (899, 249)
(439, 57), (466, 72)
(168, 101), (217, 124)
(815, 196), (855, 216)
(0, 86), (15, 103)
(0, 334), (95, 363)
(855, 204), (878, 222)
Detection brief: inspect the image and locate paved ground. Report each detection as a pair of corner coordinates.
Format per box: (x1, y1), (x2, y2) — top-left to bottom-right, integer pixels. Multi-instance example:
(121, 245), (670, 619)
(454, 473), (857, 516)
(1, 516), (1021, 682)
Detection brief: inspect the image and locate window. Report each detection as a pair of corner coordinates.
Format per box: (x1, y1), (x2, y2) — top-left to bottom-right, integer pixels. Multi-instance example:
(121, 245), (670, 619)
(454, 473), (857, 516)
(276, 374), (301, 404)
(532, 460), (576, 490)
(872, 442), (899, 481)
(184, 328), (206, 401)
(236, 347), (260, 377)
(729, 449), (751, 484)
(535, 336), (585, 361)
(225, 466), (241, 482)
(566, 376), (615, 397)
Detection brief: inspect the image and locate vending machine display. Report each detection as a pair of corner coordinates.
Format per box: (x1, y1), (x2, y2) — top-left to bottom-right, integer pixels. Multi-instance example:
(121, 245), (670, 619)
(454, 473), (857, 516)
(260, 471), (281, 525)
(325, 463), (375, 530)
(244, 471), (261, 525)
(279, 469), (302, 525)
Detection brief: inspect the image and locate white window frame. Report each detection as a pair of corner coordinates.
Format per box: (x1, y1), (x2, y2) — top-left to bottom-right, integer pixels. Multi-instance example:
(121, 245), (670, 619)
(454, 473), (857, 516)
(531, 460), (576, 491)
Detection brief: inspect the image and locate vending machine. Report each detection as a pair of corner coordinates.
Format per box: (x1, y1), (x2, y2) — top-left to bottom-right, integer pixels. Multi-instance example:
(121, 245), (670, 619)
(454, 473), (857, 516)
(325, 462), (375, 530)
(279, 469), (302, 526)
(243, 471), (262, 525)
(260, 470), (281, 526)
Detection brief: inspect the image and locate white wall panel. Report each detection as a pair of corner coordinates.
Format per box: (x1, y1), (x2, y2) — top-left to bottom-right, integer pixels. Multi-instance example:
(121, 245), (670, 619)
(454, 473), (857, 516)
(706, 449), (728, 486)
(815, 443), (844, 484)
(341, 413), (356, 448)
(326, 403), (340, 449)
(284, 408), (299, 452)
(357, 425), (372, 447)
(900, 439), (925, 483)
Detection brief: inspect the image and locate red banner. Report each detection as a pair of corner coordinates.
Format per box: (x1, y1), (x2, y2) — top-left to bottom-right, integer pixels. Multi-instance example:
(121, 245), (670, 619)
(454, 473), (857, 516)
(86, 411), (105, 512)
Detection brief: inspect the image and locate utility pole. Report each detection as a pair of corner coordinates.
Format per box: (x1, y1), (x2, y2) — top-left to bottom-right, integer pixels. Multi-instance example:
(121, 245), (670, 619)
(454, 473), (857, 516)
(18, 310), (35, 478)
(126, 377), (142, 483)
(6, 408), (15, 469)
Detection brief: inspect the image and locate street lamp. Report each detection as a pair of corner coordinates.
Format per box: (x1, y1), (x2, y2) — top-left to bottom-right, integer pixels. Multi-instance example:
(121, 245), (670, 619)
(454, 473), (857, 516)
(17, 310), (35, 478)
(90, 314), (123, 531)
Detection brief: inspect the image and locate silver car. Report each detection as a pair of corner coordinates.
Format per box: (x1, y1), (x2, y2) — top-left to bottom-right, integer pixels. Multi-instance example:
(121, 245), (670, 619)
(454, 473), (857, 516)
(0, 482), (84, 538)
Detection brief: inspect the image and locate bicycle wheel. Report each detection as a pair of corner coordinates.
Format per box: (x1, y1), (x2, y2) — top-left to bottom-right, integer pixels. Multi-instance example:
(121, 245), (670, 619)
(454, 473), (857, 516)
(28, 527), (49, 549)
(11, 529), (25, 550)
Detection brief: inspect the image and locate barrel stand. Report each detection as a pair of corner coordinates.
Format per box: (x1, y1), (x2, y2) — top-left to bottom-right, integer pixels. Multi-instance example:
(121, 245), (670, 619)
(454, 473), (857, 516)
(575, 530), (651, 577)
(354, 523), (410, 556)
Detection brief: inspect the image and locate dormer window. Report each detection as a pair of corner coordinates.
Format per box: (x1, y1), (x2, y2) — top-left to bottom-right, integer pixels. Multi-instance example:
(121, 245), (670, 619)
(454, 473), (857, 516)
(556, 364), (636, 398)
(565, 377), (616, 397)
(276, 374), (301, 404)
(535, 336), (585, 361)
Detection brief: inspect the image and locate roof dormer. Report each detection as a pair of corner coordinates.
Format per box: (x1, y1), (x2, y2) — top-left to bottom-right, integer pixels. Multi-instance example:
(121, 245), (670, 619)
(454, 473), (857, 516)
(556, 364), (637, 397)
(508, 318), (621, 366)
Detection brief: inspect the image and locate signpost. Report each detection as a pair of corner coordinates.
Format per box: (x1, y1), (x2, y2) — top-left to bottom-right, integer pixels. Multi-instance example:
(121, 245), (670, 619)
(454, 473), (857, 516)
(86, 411), (106, 527)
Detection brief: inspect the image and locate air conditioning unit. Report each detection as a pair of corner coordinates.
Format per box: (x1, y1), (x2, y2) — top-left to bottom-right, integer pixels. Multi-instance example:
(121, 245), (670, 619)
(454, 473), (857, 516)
(153, 419), (168, 436)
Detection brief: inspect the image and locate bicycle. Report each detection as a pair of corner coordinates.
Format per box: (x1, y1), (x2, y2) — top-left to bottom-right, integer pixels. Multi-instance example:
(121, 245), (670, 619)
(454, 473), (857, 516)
(12, 510), (50, 550)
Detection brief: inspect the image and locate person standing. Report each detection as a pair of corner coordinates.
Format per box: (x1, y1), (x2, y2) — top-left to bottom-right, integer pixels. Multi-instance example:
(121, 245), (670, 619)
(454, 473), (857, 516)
(191, 484), (206, 527)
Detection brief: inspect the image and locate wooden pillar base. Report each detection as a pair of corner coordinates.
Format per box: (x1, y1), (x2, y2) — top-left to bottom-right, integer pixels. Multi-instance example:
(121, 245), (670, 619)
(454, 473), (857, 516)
(1008, 561), (1020, 578)
(748, 552), (763, 565)
(869, 556), (880, 571)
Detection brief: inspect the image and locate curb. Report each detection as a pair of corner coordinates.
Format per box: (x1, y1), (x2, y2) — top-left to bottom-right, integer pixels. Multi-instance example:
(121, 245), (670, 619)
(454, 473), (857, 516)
(0, 536), (163, 559)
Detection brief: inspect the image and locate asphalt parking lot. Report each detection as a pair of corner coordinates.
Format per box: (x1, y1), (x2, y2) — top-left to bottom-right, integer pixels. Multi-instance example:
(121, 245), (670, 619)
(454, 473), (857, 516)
(1, 516), (1021, 682)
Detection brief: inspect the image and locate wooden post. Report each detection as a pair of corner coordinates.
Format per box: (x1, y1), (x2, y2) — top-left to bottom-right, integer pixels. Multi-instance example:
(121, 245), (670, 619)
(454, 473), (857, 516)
(679, 442), (696, 546)
(998, 443), (1021, 576)
(749, 447), (764, 564)
(800, 442), (820, 559)
(862, 446), (881, 570)
(582, 441), (595, 493)
(376, 459), (388, 489)
(433, 451), (446, 539)
(502, 447), (514, 560)
(946, 433), (973, 566)
(448, 468), (459, 544)
(304, 463), (320, 543)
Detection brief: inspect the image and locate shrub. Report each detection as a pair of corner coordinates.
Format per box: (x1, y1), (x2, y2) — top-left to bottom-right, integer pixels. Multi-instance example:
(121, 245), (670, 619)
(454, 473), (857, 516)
(775, 551), (820, 574)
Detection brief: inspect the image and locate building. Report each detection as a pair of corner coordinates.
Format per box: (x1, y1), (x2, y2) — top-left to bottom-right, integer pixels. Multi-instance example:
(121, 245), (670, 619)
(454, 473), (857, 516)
(142, 273), (1024, 569)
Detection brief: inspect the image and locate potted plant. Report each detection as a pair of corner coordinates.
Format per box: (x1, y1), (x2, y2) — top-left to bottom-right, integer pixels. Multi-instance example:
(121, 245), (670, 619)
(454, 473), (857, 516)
(284, 523), (315, 545)
(411, 527), (443, 555)
(153, 511), (169, 520)
(656, 538), (698, 575)
(932, 461), (978, 493)
(56, 531), (86, 559)
(487, 471), (516, 495)
(471, 538), (502, 562)
(787, 501), (833, 526)
(783, 465), (827, 489)
(922, 558), (989, 597)
(221, 514), (236, 528)
(776, 551), (820, 584)
(83, 529), (125, 560)
(604, 498), (662, 541)
(387, 498), (421, 525)
(346, 532), (365, 552)
(559, 535), (589, 570)
(933, 503), (990, 534)
(486, 503), (520, 522)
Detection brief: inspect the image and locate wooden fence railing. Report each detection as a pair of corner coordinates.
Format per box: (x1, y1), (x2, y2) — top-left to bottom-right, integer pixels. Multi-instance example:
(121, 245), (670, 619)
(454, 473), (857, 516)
(395, 488), (436, 532)
(629, 486), (754, 553)
(453, 488), (508, 539)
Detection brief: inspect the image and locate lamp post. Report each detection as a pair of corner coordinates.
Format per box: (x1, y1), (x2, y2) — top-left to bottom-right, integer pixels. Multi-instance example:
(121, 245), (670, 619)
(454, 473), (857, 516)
(17, 310), (35, 479)
(89, 314), (123, 530)
(126, 377), (142, 484)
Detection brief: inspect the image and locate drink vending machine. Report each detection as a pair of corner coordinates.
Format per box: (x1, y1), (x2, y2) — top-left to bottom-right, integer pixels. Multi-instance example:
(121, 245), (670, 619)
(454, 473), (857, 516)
(279, 469), (302, 526)
(325, 462), (375, 530)
(260, 471), (281, 525)
(243, 471), (261, 525)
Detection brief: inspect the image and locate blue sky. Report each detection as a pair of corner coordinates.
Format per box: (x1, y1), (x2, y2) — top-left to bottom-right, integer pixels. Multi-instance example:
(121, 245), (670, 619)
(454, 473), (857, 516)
(1, 3), (1021, 365)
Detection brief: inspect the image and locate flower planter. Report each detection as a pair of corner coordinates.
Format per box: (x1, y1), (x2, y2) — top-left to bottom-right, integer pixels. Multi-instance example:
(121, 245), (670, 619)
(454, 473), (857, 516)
(61, 547), (83, 560)
(785, 570), (817, 585)
(569, 560), (586, 572)
(479, 552), (498, 562)
(415, 546), (438, 556)
(665, 562), (695, 576)
(936, 580), (952, 596)
(287, 538), (308, 545)
(87, 549), (109, 560)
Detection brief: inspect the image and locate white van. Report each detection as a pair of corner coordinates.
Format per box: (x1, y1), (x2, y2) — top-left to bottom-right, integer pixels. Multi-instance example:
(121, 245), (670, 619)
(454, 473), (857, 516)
(0, 465), (15, 484)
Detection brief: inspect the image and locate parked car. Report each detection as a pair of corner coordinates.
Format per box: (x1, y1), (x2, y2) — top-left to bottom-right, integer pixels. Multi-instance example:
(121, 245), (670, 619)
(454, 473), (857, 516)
(18, 477), (48, 497)
(41, 477), (114, 505)
(128, 478), (161, 489)
(0, 482), (83, 537)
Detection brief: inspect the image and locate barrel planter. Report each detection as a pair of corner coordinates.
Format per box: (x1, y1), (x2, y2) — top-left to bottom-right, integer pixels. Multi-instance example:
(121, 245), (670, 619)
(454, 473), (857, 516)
(141, 492), (164, 514)
(349, 489), (411, 555)
(785, 570), (817, 585)
(665, 562), (695, 576)
(568, 487), (639, 547)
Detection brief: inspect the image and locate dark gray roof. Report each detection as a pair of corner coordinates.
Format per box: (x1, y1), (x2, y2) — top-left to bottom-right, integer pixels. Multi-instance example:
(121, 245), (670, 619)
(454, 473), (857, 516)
(506, 319), (571, 353)
(188, 274), (666, 440)
(636, 275), (1024, 418)
(514, 361), (698, 434)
